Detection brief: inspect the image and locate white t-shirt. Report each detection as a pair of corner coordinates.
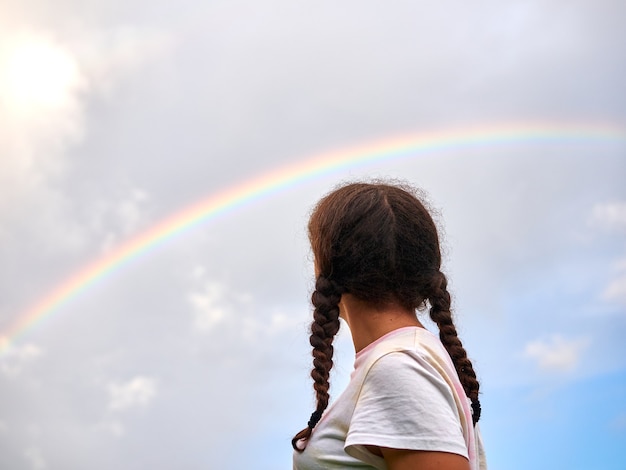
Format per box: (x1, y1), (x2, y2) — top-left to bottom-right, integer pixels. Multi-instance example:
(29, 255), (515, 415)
(293, 326), (487, 470)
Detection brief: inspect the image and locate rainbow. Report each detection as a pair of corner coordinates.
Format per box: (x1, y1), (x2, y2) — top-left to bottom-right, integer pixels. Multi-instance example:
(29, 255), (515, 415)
(1, 122), (624, 356)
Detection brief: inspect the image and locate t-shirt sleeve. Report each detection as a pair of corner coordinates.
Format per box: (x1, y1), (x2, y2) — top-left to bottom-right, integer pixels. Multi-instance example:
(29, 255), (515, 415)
(345, 351), (469, 466)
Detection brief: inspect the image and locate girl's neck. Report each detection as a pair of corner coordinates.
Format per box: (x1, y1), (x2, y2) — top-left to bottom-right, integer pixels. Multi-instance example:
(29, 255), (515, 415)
(339, 294), (424, 353)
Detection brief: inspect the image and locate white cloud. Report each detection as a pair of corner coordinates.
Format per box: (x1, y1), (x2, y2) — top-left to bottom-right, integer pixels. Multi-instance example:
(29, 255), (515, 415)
(116, 189), (149, 231)
(23, 446), (47, 470)
(0, 342), (43, 378)
(187, 267), (253, 332)
(590, 202), (626, 233)
(0, 32), (87, 221)
(523, 335), (590, 373)
(188, 281), (228, 331)
(240, 310), (304, 342)
(79, 26), (173, 98)
(602, 269), (626, 306)
(0, 23), (170, 253)
(267, 311), (303, 333)
(186, 267), (305, 347)
(107, 376), (157, 411)
(594, 257), (626, 307)
(95, 187), (151, 252)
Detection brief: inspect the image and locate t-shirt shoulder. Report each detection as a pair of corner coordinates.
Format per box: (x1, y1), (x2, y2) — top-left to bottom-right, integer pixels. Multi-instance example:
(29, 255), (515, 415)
(345, 351), (469, 467)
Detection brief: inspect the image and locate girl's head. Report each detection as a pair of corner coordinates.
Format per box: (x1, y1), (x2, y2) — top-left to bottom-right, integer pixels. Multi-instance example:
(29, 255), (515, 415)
(308, 181), (442, 311)
(292, 181), (481, 451)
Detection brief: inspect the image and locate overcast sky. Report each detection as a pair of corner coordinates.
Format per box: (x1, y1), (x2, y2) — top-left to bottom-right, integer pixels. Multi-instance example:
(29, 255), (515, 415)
(1, 1), (625, 469)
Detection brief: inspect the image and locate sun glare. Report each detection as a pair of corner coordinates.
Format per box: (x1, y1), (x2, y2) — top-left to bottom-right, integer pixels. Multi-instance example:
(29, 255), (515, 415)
(0, 37), (83, 111)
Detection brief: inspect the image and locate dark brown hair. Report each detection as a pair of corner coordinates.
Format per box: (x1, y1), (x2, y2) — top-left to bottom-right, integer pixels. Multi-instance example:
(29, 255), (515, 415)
(292, 181), (481, 451)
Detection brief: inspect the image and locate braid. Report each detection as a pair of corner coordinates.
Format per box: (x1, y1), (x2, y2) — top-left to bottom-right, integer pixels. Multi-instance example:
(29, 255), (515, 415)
(428, 271), (482, 425)
(292, 276), (343, 451)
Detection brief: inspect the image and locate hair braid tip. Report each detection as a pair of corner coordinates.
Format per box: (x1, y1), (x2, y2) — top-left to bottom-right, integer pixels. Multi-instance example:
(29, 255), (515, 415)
(308, 409), (324, 428)
(471, 399), (482, 425)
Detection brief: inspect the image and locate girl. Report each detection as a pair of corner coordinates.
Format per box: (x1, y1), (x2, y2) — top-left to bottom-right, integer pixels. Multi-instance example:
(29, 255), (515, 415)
(292, 182), (487, 470)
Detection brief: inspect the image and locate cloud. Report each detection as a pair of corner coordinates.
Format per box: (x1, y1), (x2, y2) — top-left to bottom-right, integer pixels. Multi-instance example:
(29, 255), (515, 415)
(187, 266), (252, 332)
(602, 269), (626, 305)
(78, 26), (173, 98)
(107, 376), (157, 411)
(0, 23), (171, 255)
(590, 202), (626, 233)
(115, 189), (149, 231)
(185, 266), (306, 351)
(23, 446), (47, 470)
(591, 201), (626, 307)
(188, 280), (229, 331)
(523, 335), (590, 373)
(0, 32), (87, 222)
(93, 187), (151, 252)
(0, 341), (43, 378)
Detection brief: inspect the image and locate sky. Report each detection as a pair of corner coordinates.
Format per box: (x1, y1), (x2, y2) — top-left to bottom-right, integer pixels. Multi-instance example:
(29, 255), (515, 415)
(0, 0), (625, 469)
